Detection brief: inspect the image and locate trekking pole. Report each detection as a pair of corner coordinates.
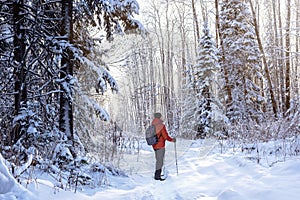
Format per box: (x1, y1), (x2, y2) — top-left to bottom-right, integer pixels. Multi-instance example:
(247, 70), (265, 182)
(174, 140), (178, 176)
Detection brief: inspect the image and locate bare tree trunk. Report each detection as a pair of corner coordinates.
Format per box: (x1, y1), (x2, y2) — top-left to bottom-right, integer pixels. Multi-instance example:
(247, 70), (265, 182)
(277, 0), (286, 113)
(13, 0), (27, 115)
(199, 0), (208, 21)
(285, 0), (291, 113)
(248, 0), (277, 117)
(215, 0), (233, 112)
(192, 0), (200, 43)
(12, 0), (27, 144)
(164, 1), (177, 128)
(174, 2), (187, 83)
(215, 0), (219, 47)
(59, 0), (74, 140)
(165, 0), (171, 124)
(271, 0), (283, 114)
(296, 0), (300, 98)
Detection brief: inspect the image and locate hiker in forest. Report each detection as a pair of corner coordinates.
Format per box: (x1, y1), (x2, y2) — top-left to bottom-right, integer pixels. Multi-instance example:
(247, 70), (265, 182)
(151, 112), (176, 181)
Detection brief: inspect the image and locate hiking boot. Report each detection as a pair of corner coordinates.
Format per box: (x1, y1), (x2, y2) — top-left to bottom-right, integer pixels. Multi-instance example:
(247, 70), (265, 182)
(154, 169), (165, 181)
(154, 177), (165, 181)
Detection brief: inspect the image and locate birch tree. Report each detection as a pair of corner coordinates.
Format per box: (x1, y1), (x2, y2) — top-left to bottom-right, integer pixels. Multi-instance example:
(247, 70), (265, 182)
(284, 0), (291, 113)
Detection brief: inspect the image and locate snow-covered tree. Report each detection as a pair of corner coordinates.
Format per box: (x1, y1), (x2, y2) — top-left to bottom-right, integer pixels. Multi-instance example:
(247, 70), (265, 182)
(193, 22), (223, 138)
(0, 0), (143, 183)
(181, 65), (198, 139)
(58, 0), (143, 141)
(219, 0), (264, 123)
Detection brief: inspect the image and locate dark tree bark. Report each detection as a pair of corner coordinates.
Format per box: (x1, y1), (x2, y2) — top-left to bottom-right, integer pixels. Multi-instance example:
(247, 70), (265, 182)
(59, 0), (74, 140)
(12, 0), (27, 144)
(13, 0), (27, 115)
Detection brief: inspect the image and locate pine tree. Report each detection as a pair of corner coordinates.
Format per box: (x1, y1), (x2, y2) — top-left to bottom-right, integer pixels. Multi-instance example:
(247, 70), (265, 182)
(193, 22), (222, 138)
(219, 0), (264, 123)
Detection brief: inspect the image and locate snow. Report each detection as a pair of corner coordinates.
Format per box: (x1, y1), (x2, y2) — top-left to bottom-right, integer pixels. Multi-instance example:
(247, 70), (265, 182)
(0, 154), (36, 200)
(1, 139), (300, 200)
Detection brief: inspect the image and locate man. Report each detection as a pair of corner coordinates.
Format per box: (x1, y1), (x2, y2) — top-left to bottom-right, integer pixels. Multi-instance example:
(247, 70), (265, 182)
(151, 112), (176, 181)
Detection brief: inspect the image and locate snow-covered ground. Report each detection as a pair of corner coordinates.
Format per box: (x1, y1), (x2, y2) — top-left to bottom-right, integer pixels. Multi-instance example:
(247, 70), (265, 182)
(1, 138), (300, 200)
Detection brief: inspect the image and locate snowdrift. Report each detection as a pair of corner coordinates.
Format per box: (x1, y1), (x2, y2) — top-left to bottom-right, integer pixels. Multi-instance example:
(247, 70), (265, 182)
(0, 154), (35, 200)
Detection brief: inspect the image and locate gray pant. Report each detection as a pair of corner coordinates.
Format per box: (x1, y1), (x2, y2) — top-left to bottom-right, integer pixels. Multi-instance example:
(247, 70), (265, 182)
(155, 148), (165, 170)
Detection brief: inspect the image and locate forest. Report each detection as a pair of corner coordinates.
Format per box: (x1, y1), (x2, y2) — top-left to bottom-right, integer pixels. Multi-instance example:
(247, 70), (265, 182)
(0, 0), (299, 193)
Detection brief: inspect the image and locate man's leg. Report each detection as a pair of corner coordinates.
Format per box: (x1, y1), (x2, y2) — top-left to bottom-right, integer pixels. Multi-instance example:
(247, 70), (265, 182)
(154, 148), (165, 180)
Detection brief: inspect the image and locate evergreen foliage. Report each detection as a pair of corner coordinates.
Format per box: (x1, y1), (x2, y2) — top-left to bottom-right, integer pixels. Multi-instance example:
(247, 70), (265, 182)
(194, 22), (223, 138)
(181, 22), (225, 139)
(0, 0), (142, 188)
(219, 0), (264, 123)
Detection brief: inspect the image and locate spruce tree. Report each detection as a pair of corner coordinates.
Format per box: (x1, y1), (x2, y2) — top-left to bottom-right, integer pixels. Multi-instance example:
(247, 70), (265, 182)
(193, 22), (221, 138)
(219, 0), (264, 122)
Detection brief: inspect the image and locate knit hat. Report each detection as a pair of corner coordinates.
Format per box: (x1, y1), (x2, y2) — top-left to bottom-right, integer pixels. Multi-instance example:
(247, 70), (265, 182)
(154, 112), (162, 118)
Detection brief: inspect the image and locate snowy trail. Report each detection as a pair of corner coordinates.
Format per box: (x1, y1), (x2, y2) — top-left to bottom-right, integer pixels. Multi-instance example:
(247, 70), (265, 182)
(80, 138), (300, 200)
(28, 138), (300, 200)
(85, 139), (222, 200)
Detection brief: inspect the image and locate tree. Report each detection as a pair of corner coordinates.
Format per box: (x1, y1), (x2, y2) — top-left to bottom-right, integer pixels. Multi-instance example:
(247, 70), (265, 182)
(12, 0), (27, 117)
(58, 0), (75, 142)
(181, 65), (198, 139)
(193, 22), (222, 138)
(248, 0), (278, 117)
(219, 0), (264, 122)
(192, 0), (200, 52)
(284, 0), (291, 113)
(0, 0), (143, 173)
(52, 0), (140, 141)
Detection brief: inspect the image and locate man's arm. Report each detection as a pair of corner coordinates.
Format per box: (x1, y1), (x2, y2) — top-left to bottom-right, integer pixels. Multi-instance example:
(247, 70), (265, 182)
(161, 126), (175, 142)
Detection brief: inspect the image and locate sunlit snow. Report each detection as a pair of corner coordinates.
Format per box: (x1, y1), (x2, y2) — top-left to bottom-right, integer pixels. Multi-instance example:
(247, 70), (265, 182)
(1, 139), (300, 200)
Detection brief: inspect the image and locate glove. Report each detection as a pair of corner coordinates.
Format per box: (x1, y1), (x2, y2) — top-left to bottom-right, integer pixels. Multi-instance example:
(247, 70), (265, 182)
(173, 138), (176, 143)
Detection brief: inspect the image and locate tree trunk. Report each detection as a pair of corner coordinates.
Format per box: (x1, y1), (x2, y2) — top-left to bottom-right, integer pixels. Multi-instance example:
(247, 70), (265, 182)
(59, 0), (74, 140)
(13, 0), (27, 115)
(248, 0), (277, 117)
(215, 0), (233, 112)
(215, 0), (219, 47)
(271, 0), (282, 113)
(284, 0), (291, 113)
(296, 0), (300, 98)
(192, 0), (200, 43)
(277, 0), (286, 113)
(12, 0), (27, 144)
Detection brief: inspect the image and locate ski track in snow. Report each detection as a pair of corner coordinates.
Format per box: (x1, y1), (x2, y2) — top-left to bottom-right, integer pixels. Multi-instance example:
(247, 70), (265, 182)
(82, 138), (300, 200)
(87, 139), (219, 200)
(23, 138), (300, 200)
